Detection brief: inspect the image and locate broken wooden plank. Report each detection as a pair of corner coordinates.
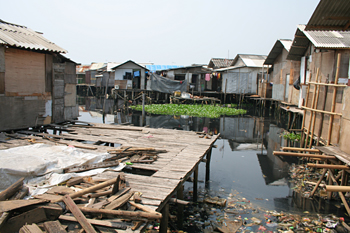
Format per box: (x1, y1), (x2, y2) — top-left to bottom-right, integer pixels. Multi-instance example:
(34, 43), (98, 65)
(62, 195), (96, 233)
(54, 178), (119, 202)
(104, 191), (134, 210)
(0, 199), (48, 212)
(19, 223), (44, 233)
(66, 176), (86, 187)
(78, 206), (162, 220)
(0, 177), (25, 201)
(59, 215), (127, 230)
(64, 160), (120, 173)
(128, 201), (160, 214)
(43, 221), (67, 233)
(0, 207), (47, 233)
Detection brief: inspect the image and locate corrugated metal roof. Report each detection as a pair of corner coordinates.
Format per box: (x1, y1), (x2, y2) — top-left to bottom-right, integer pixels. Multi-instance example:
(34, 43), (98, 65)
(236, 54), (267, 67)
(89, 62), (106, 70)
(111, 60), (149, 71)
(76, 65), (90, 74)
(264, 39), (292, 65)
(0, 19), (67, 53)
(305, 0), (350, 31)
(208, 58), (235, 68)
(287, 24), (350, 61)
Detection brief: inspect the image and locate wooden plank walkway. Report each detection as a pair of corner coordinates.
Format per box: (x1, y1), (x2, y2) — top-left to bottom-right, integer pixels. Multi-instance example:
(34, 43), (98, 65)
(14, 123), (219, 213)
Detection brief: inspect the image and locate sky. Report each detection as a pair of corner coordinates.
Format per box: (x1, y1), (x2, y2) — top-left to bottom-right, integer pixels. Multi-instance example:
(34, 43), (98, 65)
(1, 0), (320, 66)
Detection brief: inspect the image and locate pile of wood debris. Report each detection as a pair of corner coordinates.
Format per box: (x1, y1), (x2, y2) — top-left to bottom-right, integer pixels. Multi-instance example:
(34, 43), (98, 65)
(0, 173), (162, 233)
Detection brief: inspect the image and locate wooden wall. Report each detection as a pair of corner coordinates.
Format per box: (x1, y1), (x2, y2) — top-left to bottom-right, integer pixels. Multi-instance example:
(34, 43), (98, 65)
(5, 48), (46, 96)
(0, 45), (5, 94)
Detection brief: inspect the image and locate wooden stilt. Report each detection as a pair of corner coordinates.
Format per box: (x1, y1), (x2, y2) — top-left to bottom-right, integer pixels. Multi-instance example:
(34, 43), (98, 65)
(327, 169), (350, 216)
(205, 148), (212, 184)
(177, 185), (184, 230)
(309, 70), (321, 148)
(159, 204), (169, 233)
(193, 165), (198, 203)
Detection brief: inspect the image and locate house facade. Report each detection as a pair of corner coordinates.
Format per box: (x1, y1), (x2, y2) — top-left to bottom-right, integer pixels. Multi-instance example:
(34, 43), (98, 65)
(216, 54), (267, 95)
(0, 19), (78, 131)
(264, 39), (300, 105)
(112, 60), (149, 90)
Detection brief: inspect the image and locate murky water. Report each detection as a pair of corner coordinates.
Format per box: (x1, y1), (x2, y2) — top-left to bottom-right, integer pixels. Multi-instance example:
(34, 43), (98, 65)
(77, 97), (346, 231)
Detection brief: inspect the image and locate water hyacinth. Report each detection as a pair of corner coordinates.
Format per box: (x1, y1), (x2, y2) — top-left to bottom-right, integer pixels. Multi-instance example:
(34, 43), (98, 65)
(130, 104), (246, 118)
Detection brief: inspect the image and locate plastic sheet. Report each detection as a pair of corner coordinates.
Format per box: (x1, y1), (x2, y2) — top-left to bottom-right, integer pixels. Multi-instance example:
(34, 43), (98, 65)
(0, 144), (115, 191)
(150, 73), (187, 93)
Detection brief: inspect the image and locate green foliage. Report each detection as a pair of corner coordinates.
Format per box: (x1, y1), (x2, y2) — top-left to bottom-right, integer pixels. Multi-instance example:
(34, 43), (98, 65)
(130, 104), (246, 118)
(282, 132), (301, 141)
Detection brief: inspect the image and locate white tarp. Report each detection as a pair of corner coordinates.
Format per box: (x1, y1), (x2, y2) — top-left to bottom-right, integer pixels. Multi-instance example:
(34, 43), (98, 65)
(0, 144), (125, 193)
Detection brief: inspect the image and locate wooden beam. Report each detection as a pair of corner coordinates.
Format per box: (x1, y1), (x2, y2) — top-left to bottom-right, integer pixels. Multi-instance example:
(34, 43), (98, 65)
(159, 204), (169, 233)
(0, 199), (48, 212)
(326, 185), (350, 192)
(62, 195), (97, 233)
(59, 215), (127, 230)
(104, 191), (134, 210)
(327, 170), (350, 216)
(19, 224), (44, 233)
(273, 151), (335, 159)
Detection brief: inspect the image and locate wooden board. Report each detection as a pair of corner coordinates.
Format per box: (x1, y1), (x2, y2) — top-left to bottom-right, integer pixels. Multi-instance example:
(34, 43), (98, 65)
(0, 199), (48, 212)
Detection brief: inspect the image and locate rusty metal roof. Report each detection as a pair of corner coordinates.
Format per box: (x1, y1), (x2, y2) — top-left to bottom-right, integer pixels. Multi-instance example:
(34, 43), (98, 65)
(0, 19), (67, 53)
(287, 24), (350, 61)
(264, 39), (292, 65)
(208, 58), (235, 69)
(305, 0), (350, 31)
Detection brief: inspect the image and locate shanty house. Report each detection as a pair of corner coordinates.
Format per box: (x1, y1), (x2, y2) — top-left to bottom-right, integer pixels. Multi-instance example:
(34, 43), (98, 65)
(287, 24), (350, 146)
(216, 54), (267, 95)
(264, 39), (300, 105)
(111, 60), (149, 90)
(0, 19), (78, 131)
(161, 65), (213, 92)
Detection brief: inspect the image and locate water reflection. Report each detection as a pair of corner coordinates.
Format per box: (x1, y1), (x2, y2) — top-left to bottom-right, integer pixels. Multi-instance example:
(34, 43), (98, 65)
(77, 96), (342, 215)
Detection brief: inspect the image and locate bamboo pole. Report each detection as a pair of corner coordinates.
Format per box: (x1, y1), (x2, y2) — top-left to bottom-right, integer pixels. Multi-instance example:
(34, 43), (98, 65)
(282, 147), (320, 153)
(301, 83), (311, 147)
(273, 151), (335, 159)
(327, 53), (341, 145)
(309, 70), (322, 148)
(306, 163), (349, 170)
(304, 69), (319, 148)
(300, 107), (342, 116)
(308, 82), (347, 87)
(310, 169), (327, 197)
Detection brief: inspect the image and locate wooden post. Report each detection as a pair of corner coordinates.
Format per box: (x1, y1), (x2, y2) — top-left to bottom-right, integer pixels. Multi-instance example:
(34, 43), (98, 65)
(159, 204), (169, 233)
(327, 170), (350, 216)
(193, 165), (198, 203)
(177, 185), (184, 229)
(205, 148), (212, 185)
(224, 79), (227, 105)
(309, 70), (321, 148)
(327, 53), (341, 145)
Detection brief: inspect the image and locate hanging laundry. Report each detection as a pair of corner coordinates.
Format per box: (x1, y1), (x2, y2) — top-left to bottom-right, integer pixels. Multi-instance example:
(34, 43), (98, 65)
(205, 73), (210, 81)
(133, 70), (140, 77)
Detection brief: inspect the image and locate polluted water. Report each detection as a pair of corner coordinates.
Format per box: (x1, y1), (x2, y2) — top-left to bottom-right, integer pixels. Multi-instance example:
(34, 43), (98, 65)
(78, 96), (349, 233)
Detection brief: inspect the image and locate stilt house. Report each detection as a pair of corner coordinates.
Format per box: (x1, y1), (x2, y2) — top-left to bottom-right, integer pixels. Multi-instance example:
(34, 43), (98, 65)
(0, 19), (78, 131)
(264, 39), (300, 105)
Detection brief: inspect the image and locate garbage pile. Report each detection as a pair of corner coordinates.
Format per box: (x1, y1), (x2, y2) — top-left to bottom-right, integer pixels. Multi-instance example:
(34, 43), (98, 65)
(162, 188), (350, 233)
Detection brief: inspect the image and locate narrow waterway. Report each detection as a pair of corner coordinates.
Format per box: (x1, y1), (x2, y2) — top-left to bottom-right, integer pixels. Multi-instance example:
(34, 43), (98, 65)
(77, 96), (346, 231)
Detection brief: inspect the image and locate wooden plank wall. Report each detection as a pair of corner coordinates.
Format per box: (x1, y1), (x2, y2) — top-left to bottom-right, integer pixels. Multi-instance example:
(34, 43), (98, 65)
(0, 45), (5, 94)
(4, 48), (45, 96)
